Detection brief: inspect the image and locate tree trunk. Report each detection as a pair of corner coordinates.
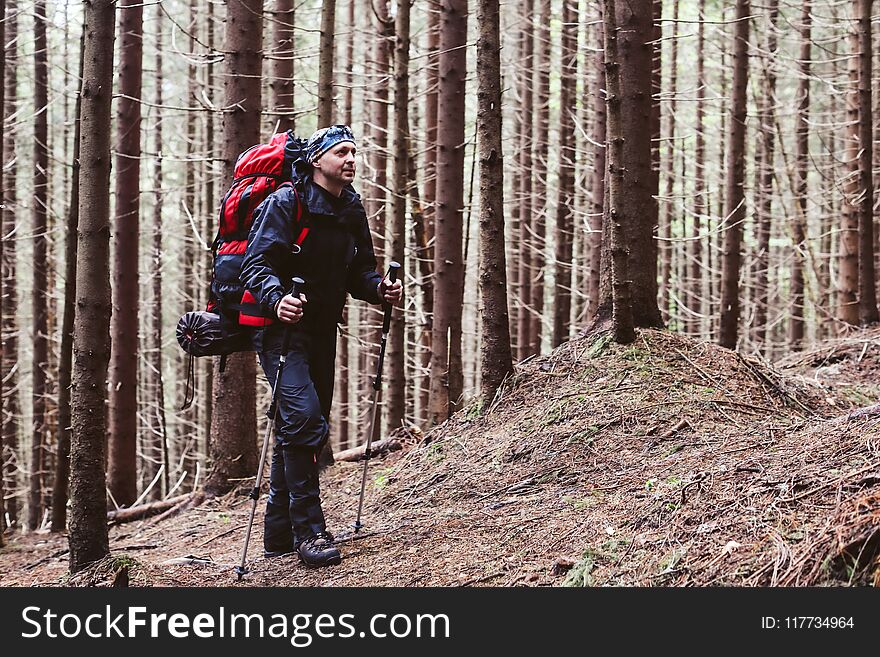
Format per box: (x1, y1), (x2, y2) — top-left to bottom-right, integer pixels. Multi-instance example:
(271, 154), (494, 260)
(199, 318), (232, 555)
(587, 12), (605, 322)
(150, 5), (169, 500)
(596, 0), (662, 330)
(271, 0), (295, 132)
(428, 0), (467, 425)
(28, 0), (50, 531)
(838, 21), (861, 327)
(551, 0), (577, 347)
(364, 0), (390, 445)
(478, 0), (513, 403)
(387, 0), (410, 430)
(408, 139), (433, 424)
(602, 0), (634, 344)
(1, 0), (19, 531)
(69, 0), (116, 572)
(0, 0), (6, 544)
(528, 0), (551, 353)
(179, 3), (199, 484)
(516, 0), (534, 357)
(688, 0), (706, 338)
(718, 0), (750, 349)
(650, 0), (661, 317)
(204, 0), (263, 496)
(342, 0), (355, 124)
(750, 0), (778, 352)
(418, 1), (440, 422)
(107, 0), (144, 509)
(52, 23), (86, 533)
(317, 0), (337, 125)
(658, 0), (678, 325)
(857, 0), (877, 324)
(789, 2), (811, 348)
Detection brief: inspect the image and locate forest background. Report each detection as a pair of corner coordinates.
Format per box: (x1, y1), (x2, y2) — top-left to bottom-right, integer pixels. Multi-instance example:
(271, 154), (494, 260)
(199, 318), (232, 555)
(0, 0), (878, 574)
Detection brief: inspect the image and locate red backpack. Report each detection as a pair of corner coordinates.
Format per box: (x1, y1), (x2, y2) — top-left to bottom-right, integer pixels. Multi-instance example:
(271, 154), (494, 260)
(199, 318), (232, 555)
(209, 130), (312, 327)
(176, 131), (311, 409)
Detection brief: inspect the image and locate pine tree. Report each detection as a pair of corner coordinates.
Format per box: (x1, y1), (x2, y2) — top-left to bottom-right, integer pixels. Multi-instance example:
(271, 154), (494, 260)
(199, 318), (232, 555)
(718, 0), (750, 349)
(69, 0), (117, 572)
(204, 0), (263, 496)
(428, 0), (468, 424)
(108, 0), (145, 508)
(477, 0), (513, 402)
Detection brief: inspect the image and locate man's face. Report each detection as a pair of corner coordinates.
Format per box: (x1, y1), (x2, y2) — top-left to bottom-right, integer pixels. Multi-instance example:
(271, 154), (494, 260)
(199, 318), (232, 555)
(314, 142), (357, 184)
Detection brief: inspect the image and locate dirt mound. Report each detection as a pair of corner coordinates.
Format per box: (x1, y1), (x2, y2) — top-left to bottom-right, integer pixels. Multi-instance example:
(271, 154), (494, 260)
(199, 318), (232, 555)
(2, 329), (877, 587)
(777, 326), (880, 409)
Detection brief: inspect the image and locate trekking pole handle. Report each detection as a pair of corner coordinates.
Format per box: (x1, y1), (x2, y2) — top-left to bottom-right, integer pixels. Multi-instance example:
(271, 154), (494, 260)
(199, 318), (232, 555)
(381, 262), (401, 334)
(281, 277), (305, 354)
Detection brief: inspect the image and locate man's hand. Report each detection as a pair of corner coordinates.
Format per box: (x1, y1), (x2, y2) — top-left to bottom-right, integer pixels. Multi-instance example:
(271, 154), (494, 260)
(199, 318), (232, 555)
(275, 293), (307, 324)
(379, 277), (402, 306)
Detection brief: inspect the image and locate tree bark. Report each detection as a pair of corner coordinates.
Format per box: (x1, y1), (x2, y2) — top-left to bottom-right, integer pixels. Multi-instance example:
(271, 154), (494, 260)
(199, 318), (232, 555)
(718, 0), (750, 349)
(387, 0), (410, 431)
(478, 0), (513, 403)
(0, 0), (6, 544)
(857, 0), (877, 324)
(750, 0), (778, 352)
(586, 12), (605, 323)
(28, 0), (50, 531)
(107, 0), (144, 509)
(789, 1), (811, 348)
(1, 0), (18, 531)
(69, 0), (116, 572)
(204, 0), (263, 496)
(602, 0), (635, 344)
(150, 5), (169, 500)
(317, 0), (337, 125)
(658, 0), (678, 325)
(516, 0), (534, 357)
(52, 23), (86, 533)
(528, 0), (551, 353)
(688, 0), (706, 338)
(428, 0), (467, 425)
(271, 0), (295, 132)
(551, 0), (577, 347)
(202, 0), (217, 458)
(838, 21), (861, 327)
(364, 0), (391, 445)
(342, 0), (355, 124)
(596, 0), (662, 330)
(418, 1), (440, 422)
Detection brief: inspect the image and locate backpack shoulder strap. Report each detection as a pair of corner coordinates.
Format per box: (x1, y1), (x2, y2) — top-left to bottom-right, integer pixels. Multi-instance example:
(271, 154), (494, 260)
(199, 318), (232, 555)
(288, 183), (311, 249)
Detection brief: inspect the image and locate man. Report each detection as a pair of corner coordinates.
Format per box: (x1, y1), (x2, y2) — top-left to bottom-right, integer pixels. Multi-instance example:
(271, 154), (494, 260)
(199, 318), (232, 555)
(241, 125), (402, 567)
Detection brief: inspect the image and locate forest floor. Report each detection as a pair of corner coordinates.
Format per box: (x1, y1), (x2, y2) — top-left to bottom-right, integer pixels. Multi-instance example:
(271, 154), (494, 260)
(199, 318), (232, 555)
(2, 328), (879, 587)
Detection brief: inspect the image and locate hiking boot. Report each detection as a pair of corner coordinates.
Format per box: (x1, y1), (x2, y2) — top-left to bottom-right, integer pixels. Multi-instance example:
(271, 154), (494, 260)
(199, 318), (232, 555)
(297, 531), (342, 568)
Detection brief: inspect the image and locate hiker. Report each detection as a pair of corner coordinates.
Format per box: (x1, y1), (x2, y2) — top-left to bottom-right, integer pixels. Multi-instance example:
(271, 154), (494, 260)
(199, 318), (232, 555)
(240, 125), (402, 567)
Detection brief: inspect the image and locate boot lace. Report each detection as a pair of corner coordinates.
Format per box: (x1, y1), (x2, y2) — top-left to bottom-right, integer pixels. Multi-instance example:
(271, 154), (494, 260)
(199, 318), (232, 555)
(305, 531), (335, 549)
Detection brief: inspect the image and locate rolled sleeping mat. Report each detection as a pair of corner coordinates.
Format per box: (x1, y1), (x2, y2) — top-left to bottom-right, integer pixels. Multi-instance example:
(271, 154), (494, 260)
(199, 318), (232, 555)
(176, 310), (253, 356)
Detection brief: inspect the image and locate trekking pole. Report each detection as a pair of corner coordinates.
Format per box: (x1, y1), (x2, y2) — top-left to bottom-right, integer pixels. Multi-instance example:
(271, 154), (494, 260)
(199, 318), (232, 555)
(235, 276), (305, 581)
(353, 261), (401, 533)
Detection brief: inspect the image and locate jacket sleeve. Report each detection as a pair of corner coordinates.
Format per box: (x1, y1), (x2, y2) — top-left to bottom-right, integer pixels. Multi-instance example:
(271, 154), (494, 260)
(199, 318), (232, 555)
(240, 189), (297, 315)
(346, 207), (383, 305)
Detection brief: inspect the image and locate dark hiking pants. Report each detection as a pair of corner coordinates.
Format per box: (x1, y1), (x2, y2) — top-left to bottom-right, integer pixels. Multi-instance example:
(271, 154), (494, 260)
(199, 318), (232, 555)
(255, 327), (337, 550)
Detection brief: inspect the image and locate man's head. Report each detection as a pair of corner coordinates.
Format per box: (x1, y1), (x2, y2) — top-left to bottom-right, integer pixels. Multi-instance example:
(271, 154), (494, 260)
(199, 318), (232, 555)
(307, 125), (357, 190)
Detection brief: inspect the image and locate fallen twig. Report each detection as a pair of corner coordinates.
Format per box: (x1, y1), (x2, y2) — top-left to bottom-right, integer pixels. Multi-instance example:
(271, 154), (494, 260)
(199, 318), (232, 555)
(107, 494), (192, 524)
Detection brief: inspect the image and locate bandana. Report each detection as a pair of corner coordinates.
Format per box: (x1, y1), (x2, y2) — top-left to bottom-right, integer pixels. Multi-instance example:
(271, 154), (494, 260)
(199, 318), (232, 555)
(306, 125), (357, 163)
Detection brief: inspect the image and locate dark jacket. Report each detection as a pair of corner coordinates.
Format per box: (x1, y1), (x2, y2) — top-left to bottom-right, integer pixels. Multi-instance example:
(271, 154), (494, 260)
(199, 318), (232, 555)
(240, 177), (383, 335)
